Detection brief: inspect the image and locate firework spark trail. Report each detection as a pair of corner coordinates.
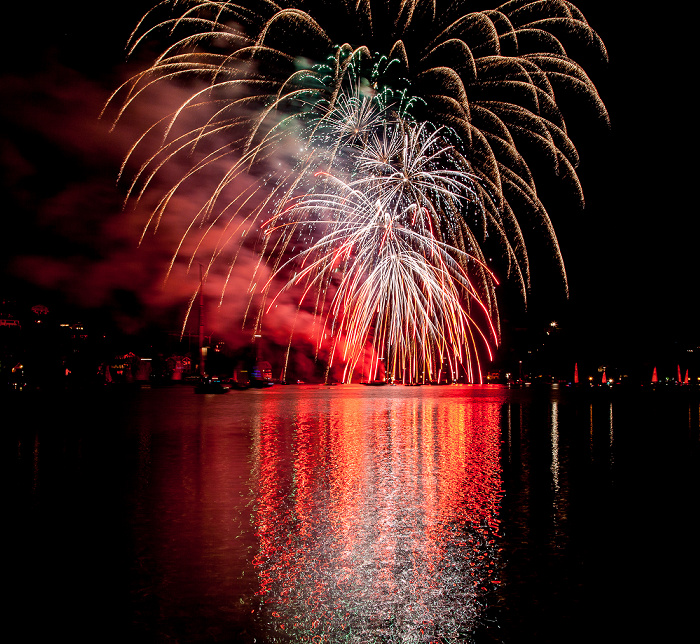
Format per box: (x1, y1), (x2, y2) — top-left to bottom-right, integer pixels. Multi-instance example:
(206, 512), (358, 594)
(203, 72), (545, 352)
(262, 137), (498, 383)
(107, 0), (607, 381)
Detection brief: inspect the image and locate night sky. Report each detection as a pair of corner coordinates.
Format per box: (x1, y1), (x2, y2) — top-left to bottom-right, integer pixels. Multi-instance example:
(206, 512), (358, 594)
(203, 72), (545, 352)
(1, 2), (696, 376)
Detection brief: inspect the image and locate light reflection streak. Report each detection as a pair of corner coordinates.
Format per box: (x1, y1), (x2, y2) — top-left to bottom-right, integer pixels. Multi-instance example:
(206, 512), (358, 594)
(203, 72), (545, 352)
(505, 402), (512, 467)
(608, 401), (614, 469)
(251, 391), (503, 641)
(32, 434), (39, 496)
(550, 400), (559, 493)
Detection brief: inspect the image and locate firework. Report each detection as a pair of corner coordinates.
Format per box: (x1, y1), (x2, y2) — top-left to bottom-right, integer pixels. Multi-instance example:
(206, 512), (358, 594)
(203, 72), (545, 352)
(262, 128), (499, 383)
(107, 0), (606, 382)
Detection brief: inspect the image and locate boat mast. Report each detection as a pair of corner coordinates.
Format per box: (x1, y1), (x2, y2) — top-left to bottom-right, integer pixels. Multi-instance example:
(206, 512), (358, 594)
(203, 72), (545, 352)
(198, 264), (205, 377)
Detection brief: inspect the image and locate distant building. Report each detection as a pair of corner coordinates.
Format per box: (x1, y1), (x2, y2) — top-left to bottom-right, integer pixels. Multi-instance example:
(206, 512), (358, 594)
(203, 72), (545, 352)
(0, 316), (21, 328)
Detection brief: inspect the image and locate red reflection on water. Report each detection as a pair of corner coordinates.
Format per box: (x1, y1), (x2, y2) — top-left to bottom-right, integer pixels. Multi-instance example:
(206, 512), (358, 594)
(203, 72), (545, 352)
(128, 396), (259, 627)
(252, 390), (503, 641)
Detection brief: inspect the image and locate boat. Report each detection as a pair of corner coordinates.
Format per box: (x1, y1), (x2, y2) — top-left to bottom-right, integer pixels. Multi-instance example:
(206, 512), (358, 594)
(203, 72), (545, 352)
(249, 361), (274, 388)
(194, 376), (230, 394)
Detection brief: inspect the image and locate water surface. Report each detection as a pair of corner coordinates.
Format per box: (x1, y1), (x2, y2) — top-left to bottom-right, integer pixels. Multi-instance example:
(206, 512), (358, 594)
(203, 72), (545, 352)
(7, 384), (698, 642)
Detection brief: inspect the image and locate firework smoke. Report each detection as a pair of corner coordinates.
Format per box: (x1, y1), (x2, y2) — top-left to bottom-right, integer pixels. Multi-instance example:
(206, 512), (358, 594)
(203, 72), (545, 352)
(107, 0), (607, 381)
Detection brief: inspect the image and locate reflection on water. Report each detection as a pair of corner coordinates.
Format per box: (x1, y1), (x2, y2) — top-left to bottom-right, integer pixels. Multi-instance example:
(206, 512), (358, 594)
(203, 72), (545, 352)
(252, 389), (502, 642)
(7, 384), (699, 643)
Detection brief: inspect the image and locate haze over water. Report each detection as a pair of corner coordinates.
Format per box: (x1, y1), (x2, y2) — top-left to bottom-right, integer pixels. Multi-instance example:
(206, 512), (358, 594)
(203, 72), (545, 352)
(8, 384), (698, 643)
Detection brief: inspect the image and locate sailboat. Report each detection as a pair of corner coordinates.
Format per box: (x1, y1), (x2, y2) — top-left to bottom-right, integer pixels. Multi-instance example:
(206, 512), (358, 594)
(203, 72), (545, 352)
(194, 266), (230, 394)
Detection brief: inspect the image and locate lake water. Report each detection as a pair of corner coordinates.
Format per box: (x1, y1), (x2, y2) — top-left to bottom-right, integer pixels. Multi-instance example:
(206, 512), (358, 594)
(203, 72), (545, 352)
(7, 384), (698, 643)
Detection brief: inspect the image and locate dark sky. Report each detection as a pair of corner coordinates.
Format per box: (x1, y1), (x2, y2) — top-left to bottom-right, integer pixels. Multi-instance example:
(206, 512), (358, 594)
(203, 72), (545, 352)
(551, 2), (696, 364)
(1, 2), (695, 369)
